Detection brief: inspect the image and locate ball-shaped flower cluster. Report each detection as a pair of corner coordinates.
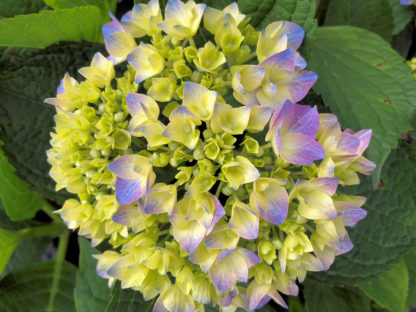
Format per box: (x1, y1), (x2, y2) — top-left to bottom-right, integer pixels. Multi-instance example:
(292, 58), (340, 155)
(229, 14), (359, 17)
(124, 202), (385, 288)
(46, 1), (376, 311)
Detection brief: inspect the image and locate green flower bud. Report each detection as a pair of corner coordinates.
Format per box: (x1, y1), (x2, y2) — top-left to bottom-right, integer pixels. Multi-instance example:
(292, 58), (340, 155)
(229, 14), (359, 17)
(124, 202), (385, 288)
(218, 133), (236, 148)
(184, 46), (198, 62)
(252, 158), (265, 167)
(95, 115), (113, 136)
(222, 185), (233, 196)
(271, 167), (290, 180)
(190, 70), (203, 83)
(216, 22), (244, 53)
(168, 46), (183, 62)
(175, 81), (185, 99)
(203, 128), (214, 139)
(253, 263), (273, 284)
(198, 158), (214, 174)
(234, 44), (252, 64)
(113, 129), (131, 150)
(173, 60), (192, 78)
(153, 152), (170, 167)
(302, 164), (318, 179)
(148, 78), (177, 102)
(114, 111), (125, 122)
(193, 146), (205, 160)
(242, 136), (259, 154)
(243, 24), (260, 46)
(204, 138), (220, 160)
(194, 41), (225, 73)
(175, 166), (193, 185)
(200, 74), (213, 88)
(258, 240), (276, 265)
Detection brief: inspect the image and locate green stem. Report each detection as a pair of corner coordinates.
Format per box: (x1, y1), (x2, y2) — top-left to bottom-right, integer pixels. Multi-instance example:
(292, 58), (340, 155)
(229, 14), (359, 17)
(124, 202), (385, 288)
(189, 37), (197, 49)
(46, 230), (69, 312)
(304, 224), (315, 233)
(41, 201), (62, 223)
(261, 143), (273, 149)
(215, 181), (224, 198)
(19, 223), (66, 240)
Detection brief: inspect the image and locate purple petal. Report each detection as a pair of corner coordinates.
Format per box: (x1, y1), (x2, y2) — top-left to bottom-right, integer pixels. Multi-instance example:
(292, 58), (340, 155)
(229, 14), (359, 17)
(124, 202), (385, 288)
(351, 156), (376, 175)
(279, 132), (325, 165)
(329, 234), (354, 255)
(172, 220), (206, 254)
(115, 177), (146, 205)
(248, 282), (270, 311)
(354, 129), (372, 155)
(335, 202), (367, 226)
(294, 52), (307, 70)
(310, 177), (339, 195)
(337, 132), (361, 156)
(108, 155), (148, 180)
(260, 48), (295, 73)
(206, 194), (225, 235)
(237, 247), (260, 268)
(286, 70), (318, 103)
(267, 289), (288, 309)
(277, 100), (320, 136)
(112, 204), (135, 226)
(284, 21), (305, 50)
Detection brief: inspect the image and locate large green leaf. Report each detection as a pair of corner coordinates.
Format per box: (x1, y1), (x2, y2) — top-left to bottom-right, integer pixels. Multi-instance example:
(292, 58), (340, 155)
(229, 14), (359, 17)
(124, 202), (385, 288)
(238, 0), (317, 36)
(324, 0), (393, 41)
(307, 26), (416, 186)
(0, 6), (102, 48)
(44, 0), (117, 23)
(0, 261), (76, 312)
(0, 208), (50, 278)
(105, 280), (152, 312)
(304, 280), (371, 312)
(0, 142), (44, 221)
(0, 227), (26, 275)
(310, 141), (416, 284)
(404, 248), (416, 307)
(358, 262), (409, 312)
(0, 42), (104, 204)
(75, 238), (111, 312)
(0, 0), (47, 18)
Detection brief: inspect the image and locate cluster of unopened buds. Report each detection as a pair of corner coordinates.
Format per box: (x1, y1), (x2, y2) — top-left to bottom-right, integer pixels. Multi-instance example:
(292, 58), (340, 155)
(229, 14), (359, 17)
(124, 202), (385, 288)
(46, 0), (376, 311)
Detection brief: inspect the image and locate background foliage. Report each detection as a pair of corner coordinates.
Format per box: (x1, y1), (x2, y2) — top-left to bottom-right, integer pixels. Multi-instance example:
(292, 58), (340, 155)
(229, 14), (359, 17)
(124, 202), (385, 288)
(0, 0), (415, 311)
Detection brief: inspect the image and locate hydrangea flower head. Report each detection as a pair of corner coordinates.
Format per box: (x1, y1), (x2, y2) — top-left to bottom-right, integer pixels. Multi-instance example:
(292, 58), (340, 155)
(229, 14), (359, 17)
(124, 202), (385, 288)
(47, 1), (375, 311)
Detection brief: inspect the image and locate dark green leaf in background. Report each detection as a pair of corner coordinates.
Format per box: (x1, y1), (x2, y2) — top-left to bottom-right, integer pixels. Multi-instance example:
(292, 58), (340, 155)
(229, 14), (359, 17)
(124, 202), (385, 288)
(239, 0), (317, 37)
(0, 42), (105, 204)
(0, 261), (76, 312)
(388, 0), (414, 36)
(44, 0), (117, 23)
(404, 248), (416, 307)
(105, 280), (151, 312)
(307, 26), (416, 186)
(0, 227), (26, 275)
(358, 262), (409, 312)
(304, 280), (371, 312)
(75, 238), (111, 312)
(0, 141), (44, 221)
(0, 6), (102, 48)
(0, 0), (47, 18)
(324, 0), (394, 41)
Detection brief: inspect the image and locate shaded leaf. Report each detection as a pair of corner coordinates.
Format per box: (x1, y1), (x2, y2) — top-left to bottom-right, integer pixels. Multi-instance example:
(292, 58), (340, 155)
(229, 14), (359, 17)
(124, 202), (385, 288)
(0, 6), (102, 48)
(238, 0), (317, 37)
(404, 248), (416, 307)
(0, 261), (76, 312)
(0, 0), (47, 18)
(0, 142), (44, 221)
(389, 0), (414, 35)
(304, 280), (371, 312)
(358, 262), (409, 312)
(0, 227), (25, 275)
(105, 280), (152, 312)
(324, 0), (393, 41)
(307, 26), (416, 186)
(75, 238), (111, 312)
(0, 42), (105, 204)
(44, 0), (117, 23)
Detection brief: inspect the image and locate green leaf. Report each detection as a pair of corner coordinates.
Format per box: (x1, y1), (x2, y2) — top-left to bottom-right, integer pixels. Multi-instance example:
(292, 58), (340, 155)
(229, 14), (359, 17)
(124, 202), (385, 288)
(0, 143), (44, 221)
(358, 262), (409, 312)
(0, 6), (102, 48)
(75, 238), (111, 312)
(105, 280), (152, 312)
(44, 0), (117, 23)
(304, 280), (371, 312)
(0, 42), (104, 204)
(389, 0), (414, 35)
(0, 208), (50, 278)
(238, 0), (317, 37)
(324, 0), (393, 41)
(307, 26), (416, 186)
(0, 261), (76, 312)
(404, 248), (416, 307)
(310, 141), (416, 284)
(288, 296), (304, 312)
(0, 227), (25, 275)
(0, 0), (47, 18)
